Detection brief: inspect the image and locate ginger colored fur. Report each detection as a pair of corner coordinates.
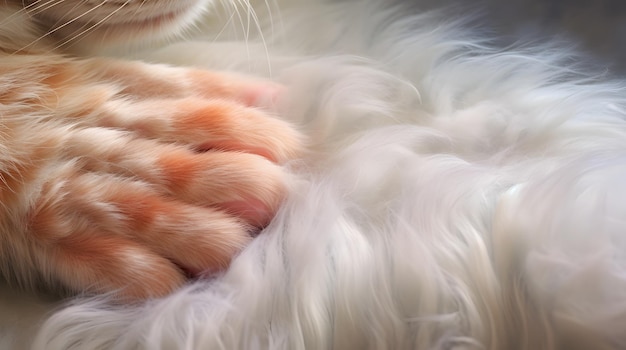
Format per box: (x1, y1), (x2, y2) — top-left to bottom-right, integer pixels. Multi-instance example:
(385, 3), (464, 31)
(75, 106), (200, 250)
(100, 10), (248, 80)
(0, 1), (302, 301)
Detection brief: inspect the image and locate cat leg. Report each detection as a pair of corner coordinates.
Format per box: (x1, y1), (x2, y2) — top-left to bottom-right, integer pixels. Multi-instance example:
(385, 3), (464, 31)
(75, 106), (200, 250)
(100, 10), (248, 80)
(93, 97), (302, 163)
(60, 127), (287, 226)
(1, 57), (303, 300)
(28, 167), (255, 301)
(22, 56), (303, 163)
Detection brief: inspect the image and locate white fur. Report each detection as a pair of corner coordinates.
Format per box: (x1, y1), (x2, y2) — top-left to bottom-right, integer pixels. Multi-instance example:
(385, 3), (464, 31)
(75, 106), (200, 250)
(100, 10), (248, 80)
(3, 0), (626, 349)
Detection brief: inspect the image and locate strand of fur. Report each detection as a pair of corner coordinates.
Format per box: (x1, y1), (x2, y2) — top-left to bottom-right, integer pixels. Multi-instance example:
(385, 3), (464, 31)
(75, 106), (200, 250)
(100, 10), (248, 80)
(9, 0), (626, 349)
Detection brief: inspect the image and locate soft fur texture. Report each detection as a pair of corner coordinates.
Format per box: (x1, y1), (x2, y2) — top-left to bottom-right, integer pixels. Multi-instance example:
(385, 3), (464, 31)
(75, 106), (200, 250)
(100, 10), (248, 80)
(0, 0), (303, 301)
(4, 0), (626, 349)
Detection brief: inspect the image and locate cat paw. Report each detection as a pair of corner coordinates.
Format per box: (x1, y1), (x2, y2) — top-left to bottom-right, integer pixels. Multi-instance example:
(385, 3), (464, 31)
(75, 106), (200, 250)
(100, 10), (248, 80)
(15, 64), (304, 302)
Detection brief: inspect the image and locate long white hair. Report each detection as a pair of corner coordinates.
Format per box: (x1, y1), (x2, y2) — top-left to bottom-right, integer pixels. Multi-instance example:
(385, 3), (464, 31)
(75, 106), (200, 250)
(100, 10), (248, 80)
(3, 0), (626, 348)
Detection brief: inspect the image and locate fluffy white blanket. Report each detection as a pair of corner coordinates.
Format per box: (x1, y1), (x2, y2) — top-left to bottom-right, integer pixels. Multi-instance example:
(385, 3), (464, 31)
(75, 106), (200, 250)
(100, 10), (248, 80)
(2, 0), (626, 348)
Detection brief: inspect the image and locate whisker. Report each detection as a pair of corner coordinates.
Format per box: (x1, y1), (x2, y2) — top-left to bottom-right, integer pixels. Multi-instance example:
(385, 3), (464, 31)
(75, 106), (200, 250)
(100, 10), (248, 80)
(262, 0), (275, 39)
(240, 0), (254, 73)
(179, 4), (209, 43)
(26, 0), (74, 16)
(17, 0), (109, 53)
(23, 0), (57, 15)
(237, 0), (252, 41)
(43, 0), (94, 34)
(212, 10), (237, 42)
(231, 0), (247, 42)
(0, 0), (58, 26)
(240, 0), (273, 77)
(53, 0), (132, 51)
(131, 0), (145, 19)
(229, 0), (252, 71)
(267, 0), (285, 40)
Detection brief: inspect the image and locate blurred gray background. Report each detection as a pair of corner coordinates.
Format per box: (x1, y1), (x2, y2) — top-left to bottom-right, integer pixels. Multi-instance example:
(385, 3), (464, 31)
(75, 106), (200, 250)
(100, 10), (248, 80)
(479, 0), (626, 73)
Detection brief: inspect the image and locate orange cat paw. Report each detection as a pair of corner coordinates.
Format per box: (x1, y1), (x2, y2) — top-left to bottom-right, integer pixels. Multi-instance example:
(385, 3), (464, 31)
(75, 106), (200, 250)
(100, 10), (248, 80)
(29, 168), (255, 301)
(2, 58), (304, 301)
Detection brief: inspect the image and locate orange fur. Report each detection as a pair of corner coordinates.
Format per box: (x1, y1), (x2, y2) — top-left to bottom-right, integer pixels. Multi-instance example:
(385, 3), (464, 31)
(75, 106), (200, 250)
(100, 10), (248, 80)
(0, 1), (303, 301)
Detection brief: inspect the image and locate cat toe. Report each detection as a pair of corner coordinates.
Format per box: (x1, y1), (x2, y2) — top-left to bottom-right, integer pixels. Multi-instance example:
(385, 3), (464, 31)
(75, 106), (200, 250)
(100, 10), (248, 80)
(238, 82), (285, 108)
